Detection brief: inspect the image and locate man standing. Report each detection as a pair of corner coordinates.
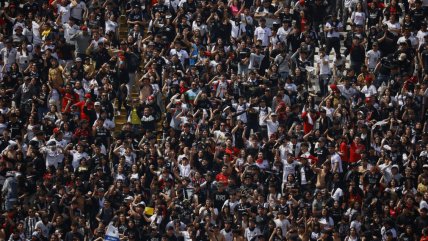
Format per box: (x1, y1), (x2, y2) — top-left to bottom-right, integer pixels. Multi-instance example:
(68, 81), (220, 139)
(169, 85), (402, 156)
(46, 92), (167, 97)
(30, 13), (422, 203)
(254, 18), (272, 48)
(2, 171), (17, 211)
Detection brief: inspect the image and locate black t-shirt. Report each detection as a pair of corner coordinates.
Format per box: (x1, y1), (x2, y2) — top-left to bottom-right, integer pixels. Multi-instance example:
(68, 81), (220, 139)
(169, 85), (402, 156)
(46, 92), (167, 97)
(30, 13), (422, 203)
(212, 190), (229, 211)
(182, 1), (197, 13)
(129, 11), (144, 22)
(411, 8), (425, 30)
(152, 4), (169, 15)
(23, 2), (39, 15)
(279, 12), (294, 25)
(144, 234), (162, 241)
(238, 48), (251, 61)
(376, 31), (396, 57)
(7, 120), (23, 139)
(179, 131), (195, 147)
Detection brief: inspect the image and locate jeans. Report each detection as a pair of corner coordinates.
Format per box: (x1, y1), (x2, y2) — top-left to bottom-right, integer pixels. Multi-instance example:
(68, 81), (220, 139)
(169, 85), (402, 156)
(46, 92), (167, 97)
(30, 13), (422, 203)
(374, 73), (390, 88)
(238, 63), (249, 77)
(319, 74), (331, 96)
(3, 199), (16, 211)
(279, 71), (289, 80)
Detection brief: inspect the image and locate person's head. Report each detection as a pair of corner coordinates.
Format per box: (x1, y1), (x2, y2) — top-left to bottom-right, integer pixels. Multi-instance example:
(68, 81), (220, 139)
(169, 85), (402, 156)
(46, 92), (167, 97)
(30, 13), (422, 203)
(260, 18), (266, 27)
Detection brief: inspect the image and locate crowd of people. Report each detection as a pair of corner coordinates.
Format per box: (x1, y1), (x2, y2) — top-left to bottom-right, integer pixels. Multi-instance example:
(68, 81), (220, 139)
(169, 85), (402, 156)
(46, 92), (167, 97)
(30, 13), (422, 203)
(1, 0), (428, 240)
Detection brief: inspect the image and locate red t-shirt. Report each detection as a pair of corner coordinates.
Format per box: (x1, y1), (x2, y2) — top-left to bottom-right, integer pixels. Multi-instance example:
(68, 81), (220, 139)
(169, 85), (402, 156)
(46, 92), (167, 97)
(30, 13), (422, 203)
(225, 147), (239, 159)
(301, 112), (318, 134)
(60, 90), (79, 113)
(300, 18), (307, 31)
(349, 142), (365, 163)
(74, 101), (93, 121)
(340, 141), (349, 163)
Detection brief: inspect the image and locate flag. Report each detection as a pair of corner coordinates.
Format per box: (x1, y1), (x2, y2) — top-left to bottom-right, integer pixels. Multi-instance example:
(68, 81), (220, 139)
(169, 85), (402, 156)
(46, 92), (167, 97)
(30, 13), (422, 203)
(144, 207), (154, 216)
(105, 223), (120, 241)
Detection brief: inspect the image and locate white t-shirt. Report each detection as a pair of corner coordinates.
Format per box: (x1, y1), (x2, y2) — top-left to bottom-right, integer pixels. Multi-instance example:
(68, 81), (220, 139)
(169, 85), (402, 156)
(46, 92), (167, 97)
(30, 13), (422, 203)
(32, 21), (42, 45)
(386, 21), (401, 36)
(317, 55), (331, 75)
(254, 26), (272, 47)
(351, 12), (366, 26)
(257, 106), (271, 126)
(16, 51), (31, 66)
(170, 49), (189, 64)
(69, 1), (87, 20)
(266, 119), (279, 137)
(366, 49), (381, 70)
(397, 36), (418, 48)
(70, 150), (89, 170)
(63, 23), (80, 45)
(274, 218), (291, 237)
(191, 22), (208, 36)
(277, 26), (290, 43)
(221, 229), (233, 241)
(105, 20), (118, 33)
(0, 47), (17, 68)
(325, 21), (343, 38)
(230, 20), (246, 39)
(244, 227), (261, 241)
(331, 152), (343, 173)
(57, 4), (71, 24)
(41, 146), (64, 168)
(233, 103), (248, 123)
(178, 163), (191, 177)
(361, 84), (377, 97)
(248, 53), (265, 70)
(282, 160), (298, 183)
(417, 30), (428, 47)
(35, 221), (51, 239)
(337, 85), (358, 100)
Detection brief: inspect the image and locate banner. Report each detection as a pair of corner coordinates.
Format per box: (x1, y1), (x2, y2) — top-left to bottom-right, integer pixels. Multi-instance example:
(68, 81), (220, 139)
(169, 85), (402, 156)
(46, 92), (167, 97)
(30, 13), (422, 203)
(105, 223), (120, 241)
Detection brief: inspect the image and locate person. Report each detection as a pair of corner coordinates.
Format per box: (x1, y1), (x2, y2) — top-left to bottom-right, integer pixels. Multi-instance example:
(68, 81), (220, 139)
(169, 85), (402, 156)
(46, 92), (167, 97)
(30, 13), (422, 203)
(2, 171), (17, 211)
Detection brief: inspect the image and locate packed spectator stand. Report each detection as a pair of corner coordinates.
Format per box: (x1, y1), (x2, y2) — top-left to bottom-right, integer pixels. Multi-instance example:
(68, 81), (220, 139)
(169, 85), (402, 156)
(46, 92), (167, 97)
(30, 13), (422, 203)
(1, 0), (428, 240)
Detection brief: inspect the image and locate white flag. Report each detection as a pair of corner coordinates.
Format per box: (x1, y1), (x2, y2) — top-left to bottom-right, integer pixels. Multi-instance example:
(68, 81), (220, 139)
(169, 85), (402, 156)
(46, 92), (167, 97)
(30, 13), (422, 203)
(105, 223), (120, 241)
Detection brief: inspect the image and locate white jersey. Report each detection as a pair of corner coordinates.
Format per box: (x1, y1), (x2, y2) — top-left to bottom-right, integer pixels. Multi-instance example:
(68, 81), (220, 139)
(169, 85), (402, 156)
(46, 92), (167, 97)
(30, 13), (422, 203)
(0, 47), (17, 69)
(41, 146), (64, 168)
(57, 4), (71, 24)
(331, 152), (343, 173)
(254, 26), (272, 47)
(221, 229), (233, 241)
(274, 218), (291, 237)
(32, 21), (42, 45)
(266, 119), (279, 137)
(233, 103), (249, 123)
(317, 55), (331, 75)
(366, 49), (380, 70)
(244, 227), (261, 241)
(417, 30), (428, 47)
